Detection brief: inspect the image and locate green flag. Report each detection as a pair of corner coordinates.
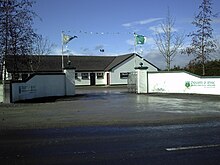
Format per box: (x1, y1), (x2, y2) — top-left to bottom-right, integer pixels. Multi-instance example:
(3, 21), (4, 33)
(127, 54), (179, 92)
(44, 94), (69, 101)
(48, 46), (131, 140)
(135, 33), (146, 45)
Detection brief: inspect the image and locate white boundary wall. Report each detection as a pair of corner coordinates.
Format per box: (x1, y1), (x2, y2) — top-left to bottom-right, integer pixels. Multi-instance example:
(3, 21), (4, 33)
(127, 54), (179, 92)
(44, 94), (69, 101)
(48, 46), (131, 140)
(11, 70), (75, 102)
(148, 71), (220, 95)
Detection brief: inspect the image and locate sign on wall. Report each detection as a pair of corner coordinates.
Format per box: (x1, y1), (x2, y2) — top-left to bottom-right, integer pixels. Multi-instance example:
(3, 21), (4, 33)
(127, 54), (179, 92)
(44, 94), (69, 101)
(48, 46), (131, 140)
(19, 85), (37, 94)
(148, 72), (220, 95)
(185, 80), (215, 88)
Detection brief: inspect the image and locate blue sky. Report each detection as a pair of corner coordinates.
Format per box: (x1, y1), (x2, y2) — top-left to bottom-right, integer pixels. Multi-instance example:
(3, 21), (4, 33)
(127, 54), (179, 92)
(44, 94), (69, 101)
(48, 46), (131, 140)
(33, 0), (220, 69)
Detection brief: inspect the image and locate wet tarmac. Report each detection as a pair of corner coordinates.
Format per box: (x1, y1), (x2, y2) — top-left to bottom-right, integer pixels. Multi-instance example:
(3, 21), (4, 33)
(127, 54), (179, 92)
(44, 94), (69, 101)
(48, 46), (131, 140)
(1, 86), (220, 164)
(1, 86), (220, 129)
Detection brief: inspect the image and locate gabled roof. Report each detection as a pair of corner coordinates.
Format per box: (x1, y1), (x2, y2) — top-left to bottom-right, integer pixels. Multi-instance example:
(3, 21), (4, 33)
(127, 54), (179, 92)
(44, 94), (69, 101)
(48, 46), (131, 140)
(105, 54), (133, 71)
(68, 55), (114, 71)
(5, 53), (159, 73)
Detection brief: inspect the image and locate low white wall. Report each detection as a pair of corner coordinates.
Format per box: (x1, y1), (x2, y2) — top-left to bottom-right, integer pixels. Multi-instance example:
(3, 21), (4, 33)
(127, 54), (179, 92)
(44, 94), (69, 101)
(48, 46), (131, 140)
(0, 84), (3, 102)
(11, 72), (75, 102)
(148, 71), (220, 95)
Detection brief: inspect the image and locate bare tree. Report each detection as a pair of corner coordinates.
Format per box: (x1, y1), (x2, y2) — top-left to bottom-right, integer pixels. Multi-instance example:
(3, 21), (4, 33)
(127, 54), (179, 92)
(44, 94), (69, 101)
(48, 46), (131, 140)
(182, 0), (217, 75)
(0, 0), (38, 79)
(32, 35), (55, 55)
(28, 35), (55, 72)
(154, 9), (184, 71)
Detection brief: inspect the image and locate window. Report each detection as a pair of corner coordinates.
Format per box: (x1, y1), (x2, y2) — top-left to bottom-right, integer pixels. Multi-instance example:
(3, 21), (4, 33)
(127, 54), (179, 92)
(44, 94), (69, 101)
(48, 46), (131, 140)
(97, 73), (104, 79)
(81, 73), (89, 79)
(120, 72), (130, 79)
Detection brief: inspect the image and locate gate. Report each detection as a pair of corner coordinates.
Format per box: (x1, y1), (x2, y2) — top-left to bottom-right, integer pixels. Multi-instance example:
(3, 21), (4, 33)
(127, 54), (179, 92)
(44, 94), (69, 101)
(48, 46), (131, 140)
(127, 72), (137, 93)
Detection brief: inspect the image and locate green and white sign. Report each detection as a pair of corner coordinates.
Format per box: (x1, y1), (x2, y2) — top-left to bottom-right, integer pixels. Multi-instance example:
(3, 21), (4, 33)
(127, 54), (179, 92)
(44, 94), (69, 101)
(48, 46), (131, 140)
(185, 80), (216, 88)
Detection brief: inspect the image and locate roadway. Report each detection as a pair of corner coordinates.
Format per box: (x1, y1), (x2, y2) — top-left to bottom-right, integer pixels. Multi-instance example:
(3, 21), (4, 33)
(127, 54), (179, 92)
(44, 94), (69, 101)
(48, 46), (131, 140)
(1, 121), (220, 165)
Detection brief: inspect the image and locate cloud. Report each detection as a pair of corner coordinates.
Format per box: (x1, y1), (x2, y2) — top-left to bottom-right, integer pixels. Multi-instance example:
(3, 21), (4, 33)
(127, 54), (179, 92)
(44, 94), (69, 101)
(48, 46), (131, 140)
(142, 49), (192, 70)
(213, 18), (220, 24)
(145, 37), (155, 47)
(94, 44), (104, 51)
(149, 25), (164, 34)
(122, 18), (163, 28)
(126, 39), (134, 46)
(82, 48), (90, 52)
(51, 47), (61, 55)
(149, 24), (178, 34)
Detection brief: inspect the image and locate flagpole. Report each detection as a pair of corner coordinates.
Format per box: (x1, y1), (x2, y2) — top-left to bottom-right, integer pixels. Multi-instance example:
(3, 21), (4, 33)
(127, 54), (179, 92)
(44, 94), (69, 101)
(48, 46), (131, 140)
(134, 32), (136, 54)
(133, 32), (136, 69)
(61, 31), (64, 70)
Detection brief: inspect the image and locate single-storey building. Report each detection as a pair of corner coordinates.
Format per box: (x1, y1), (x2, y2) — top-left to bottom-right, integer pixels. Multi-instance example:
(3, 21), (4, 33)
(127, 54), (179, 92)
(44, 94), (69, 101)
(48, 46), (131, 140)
(4, 53), (159, 86)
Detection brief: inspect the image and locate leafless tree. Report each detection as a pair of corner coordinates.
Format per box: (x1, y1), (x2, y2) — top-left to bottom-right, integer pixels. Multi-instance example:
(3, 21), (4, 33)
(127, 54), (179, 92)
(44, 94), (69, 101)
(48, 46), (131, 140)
(0, 0), (38, 79)
(32, 35), (55, 55)
(154, 9), (184, 71)
(29, 35), (56, 72)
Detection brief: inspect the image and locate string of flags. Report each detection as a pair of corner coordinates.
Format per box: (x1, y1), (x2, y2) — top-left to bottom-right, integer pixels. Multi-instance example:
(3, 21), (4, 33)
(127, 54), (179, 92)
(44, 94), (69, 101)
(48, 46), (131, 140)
(62, 31), (147, 44)
(71, 30), (134, 35)
(62, 31), (147, 54)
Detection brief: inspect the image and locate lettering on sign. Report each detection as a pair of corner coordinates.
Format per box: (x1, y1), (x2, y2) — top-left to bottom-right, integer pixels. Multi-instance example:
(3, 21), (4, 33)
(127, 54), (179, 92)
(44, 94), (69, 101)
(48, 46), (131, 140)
(185, 80), (215, 88)
(19, 85), (37, 94)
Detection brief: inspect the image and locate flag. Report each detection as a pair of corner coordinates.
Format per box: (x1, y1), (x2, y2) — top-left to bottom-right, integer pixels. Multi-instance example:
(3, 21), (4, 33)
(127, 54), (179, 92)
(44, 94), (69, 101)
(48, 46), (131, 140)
(135, 33), (146, 45)
(62, 34), (77, 45)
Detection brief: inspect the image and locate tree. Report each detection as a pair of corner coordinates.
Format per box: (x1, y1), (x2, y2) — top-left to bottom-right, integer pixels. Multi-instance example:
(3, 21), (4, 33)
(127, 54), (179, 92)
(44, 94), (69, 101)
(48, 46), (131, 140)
(29, 35), (55, 72)
(32, 35), (55, 55)
(183, 0), (217, 75)
(154, 9), (184, 71)
(184, 59), (220, 76)
(0, 0), (38, 79)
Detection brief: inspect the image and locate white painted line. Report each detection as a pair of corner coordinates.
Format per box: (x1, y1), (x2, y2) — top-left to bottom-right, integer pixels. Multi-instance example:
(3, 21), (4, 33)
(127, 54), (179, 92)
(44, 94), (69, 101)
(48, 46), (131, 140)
(166, 144), (220, 151)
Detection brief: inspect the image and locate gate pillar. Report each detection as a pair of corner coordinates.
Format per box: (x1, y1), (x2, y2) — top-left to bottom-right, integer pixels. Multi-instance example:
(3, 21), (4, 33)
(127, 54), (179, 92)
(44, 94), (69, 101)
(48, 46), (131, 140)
(135, 66), (148, 94)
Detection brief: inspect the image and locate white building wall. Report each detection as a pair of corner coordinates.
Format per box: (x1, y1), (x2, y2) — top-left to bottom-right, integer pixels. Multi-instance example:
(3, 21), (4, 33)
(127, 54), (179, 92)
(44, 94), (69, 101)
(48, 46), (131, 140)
(75, 72), (107, 86)
(75, 55), (158, 86)
(75, 72), (90, 86)
(110, 56), (158, 85)
(96, 72), (107, 85)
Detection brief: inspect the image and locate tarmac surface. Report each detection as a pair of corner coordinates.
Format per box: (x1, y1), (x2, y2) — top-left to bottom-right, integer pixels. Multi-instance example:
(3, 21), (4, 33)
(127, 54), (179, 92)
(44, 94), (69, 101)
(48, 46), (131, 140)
(1, 120), (220, 164)
(0, 86), (220, 129)
(1, 86), (220, 164)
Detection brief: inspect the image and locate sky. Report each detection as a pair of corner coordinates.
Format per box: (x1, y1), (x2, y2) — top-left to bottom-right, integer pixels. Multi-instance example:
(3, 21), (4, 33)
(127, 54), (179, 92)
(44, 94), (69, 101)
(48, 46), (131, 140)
(32, 0), (220, 69)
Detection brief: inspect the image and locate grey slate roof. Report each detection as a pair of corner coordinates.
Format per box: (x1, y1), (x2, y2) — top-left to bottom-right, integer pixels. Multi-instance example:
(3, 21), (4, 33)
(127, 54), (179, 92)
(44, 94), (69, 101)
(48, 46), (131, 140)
(5, 53), (159, 73)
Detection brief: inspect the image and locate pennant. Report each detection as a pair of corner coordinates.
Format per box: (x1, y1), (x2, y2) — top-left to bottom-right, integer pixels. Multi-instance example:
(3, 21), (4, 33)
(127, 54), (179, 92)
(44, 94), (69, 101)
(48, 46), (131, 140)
(63, 34), (77, 45)
(135, 33), (146, 45)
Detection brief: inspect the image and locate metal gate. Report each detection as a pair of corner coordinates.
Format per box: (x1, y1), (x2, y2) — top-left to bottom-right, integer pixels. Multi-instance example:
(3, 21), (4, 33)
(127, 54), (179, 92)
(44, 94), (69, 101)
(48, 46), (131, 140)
(127, 72), (137, 93)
